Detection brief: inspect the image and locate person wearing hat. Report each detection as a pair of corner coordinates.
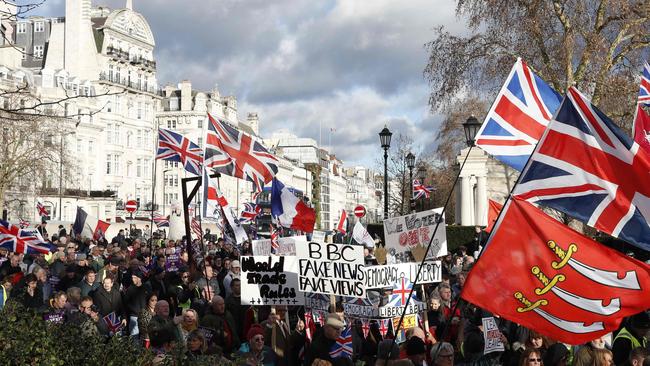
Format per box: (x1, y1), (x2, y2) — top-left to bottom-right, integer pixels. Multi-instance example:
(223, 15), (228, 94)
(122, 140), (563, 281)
(305, 313), (344, 366)
(124, 268), (152, 336)
(97, 256), (121, 286)
(406, 336), (427, 366)
(237, 324), (277, 366)
(613, 311), (650, 365)
(543, 343), (569, 366)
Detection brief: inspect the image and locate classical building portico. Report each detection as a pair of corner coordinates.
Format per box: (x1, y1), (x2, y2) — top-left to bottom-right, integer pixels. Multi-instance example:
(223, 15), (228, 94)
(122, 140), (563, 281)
(455, 147), (489, 226)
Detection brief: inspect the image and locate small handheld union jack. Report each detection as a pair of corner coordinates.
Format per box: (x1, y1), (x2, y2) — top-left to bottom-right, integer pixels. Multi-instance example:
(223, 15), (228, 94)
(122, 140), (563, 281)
(18, 219), (30, 229)
(152, 212), (170, 228)
(103, 312), (123, 336)
(270, 224), (279, 254)
(240, 202), (261, 224)
(36, 201), (49, 217)
(412, 179), (434, 200)
(329, 326), (353, 359)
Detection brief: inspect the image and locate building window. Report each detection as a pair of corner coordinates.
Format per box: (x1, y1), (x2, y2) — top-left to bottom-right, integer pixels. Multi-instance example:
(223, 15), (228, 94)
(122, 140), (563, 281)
(136, 129), (143, 146)
(116, 67), (121, 82)
(33, 45), (44, 58)
(106, 124), (113, 144)
(137, 158), (142, 177)
(144, 159), (150, 177)
(108, 65), (114, 81)
(77, 139), (82, 153)
(17, 23), (26, 34)
(114, 124), (120, 145)
(198, 137), (203, 148)
(137, 102), (143, 119)
(198, 119), (203, 129)
(34, 22), (44, 32)
(106, 154), (113, 174)
(88, 139), (94, 154)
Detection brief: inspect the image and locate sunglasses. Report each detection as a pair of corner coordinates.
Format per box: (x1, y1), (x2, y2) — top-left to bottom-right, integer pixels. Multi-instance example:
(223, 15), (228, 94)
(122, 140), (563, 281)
(528, 358), (542, 362)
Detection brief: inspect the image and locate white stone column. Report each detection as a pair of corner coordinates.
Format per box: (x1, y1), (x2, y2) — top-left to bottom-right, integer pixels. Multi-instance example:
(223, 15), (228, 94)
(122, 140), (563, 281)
(455, 179), (462, 224)
(476, 176), (488, 226)
(461, 176), (472, 225)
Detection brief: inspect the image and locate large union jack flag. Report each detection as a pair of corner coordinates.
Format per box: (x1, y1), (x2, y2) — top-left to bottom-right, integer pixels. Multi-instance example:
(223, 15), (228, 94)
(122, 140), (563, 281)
(514, 87), (650, 251)
(239, 202), (261, 224)
(157, 128), (203, 176)
(412, 179), (434, 200)
(475, 58), (562, 171)
(633, 62), (650, 151)
(204, 113), (278, 190)
(329, 326), (353, 359)
(152, 212), (169, 228)
(0, 220), (53, 254)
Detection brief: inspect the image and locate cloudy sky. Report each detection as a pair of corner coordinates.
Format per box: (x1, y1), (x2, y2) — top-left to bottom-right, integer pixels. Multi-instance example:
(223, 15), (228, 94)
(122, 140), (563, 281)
(38, 0), (468, 167)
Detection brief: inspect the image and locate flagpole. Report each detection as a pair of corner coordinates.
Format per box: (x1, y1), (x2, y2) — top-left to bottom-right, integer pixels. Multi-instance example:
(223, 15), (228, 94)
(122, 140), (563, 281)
(149, 121), (159, 252)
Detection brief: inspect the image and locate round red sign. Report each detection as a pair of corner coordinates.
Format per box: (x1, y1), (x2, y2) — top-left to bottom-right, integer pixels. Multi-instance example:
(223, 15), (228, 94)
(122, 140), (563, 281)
(354, 205), (366, 218)
(125, 200), (138, 213)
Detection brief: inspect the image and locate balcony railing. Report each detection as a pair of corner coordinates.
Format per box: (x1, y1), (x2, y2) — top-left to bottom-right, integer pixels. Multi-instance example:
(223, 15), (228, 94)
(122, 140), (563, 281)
(98, 72), (162, 96)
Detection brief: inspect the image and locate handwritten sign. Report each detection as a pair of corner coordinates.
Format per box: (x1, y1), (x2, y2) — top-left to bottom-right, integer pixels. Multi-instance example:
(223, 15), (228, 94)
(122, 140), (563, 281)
(383, 208), (447, 258)
(342, 297), (379, 318)
(304, 292), (331, 311)
(241, 256), (304, 306)
(482, 317), (505, 354)
(251, 236), (305, 256)
(165, 248), (182, 272)
(297, 242), (365, 297)
(365, 261), (442, 289)
(378, 301), (425, 318)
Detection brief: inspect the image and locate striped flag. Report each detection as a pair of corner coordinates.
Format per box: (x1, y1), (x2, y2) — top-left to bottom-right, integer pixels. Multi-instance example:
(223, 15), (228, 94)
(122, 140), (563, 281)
(0, 220), (54, 254)
(18, 218), (29, 229)
(336, 209), (348, 234)
(36, 200), (49, 217)
(329, 326), (353, 359)
(191, 217), (203, 239)
(270, 224), (279, 253)
(633, 61), (650, 152)
(152, 212), (170, 228)
(474, 58), (562, 171)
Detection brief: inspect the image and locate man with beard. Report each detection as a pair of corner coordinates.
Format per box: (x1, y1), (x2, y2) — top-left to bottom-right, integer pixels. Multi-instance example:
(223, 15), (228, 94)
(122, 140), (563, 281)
(200, 295), (240, 355)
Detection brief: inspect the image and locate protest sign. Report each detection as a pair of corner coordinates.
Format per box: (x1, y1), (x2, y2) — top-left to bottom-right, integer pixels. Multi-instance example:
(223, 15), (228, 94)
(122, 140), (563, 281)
(364, 261), (442, 289)
(251, 236), (305, 256)
(482, 317), (505, 354)
(342, 297), (379, 318)
(304, 292), (331, 310)
(311, 231), (326, 243)
(383, 208), (447, 258)
(393, 314), (417, 343)
(378, 301), (425, 318)
(241, 256), (304, 306)
(199, 326), (216, 346)
(44, 310), (65, 323)
(297, 242), (365, 297)
(165, 248), (181, 272)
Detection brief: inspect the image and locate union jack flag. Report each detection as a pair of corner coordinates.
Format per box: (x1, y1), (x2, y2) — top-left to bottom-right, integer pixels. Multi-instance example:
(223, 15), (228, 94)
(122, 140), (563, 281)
(152, 212), (169, 228)
(329, 326), (353, 359)
(36, 201), (49, 217)
(103, 312), (123, 335)
(239, 202), (261, 224)
(157, 128), (203, 176)
(633, 62), (650, 151)
(412, 179), (434, 200)
(475, 58), (562, 171)
(388, 277), (416, 306)
(343, 296), (374, 307)
(18, 219), (29, 229)
(204, 113), (278, 190)
(377, 318), (391, 337)
(514, 87), (650, 251)
(270, 224), (279, 253)
(0, 220), (53, 254)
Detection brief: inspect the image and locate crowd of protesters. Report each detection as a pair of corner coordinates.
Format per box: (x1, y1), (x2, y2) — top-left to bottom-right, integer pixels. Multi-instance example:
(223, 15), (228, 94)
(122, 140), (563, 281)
(0, 222), (649, 366)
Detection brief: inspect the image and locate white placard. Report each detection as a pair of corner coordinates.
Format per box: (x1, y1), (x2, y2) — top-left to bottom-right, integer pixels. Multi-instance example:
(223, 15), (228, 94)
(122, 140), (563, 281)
(482, 317), (505, 354)
(311, 231), (326, 243)
(241, 256), (304, 306)
(364, 261), (442, 289)
(296, 242), (365, 297)
(383, 208), (447, 258)
(251, 236), (305, 256)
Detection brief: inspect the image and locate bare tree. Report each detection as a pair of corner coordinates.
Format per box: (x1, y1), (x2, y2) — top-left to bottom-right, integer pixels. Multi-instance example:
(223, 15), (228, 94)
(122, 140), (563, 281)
(424, 0), (649, 128)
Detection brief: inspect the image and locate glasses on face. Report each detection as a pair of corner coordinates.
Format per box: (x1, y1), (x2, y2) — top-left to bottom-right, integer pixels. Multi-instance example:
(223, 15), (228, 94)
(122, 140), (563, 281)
(528, 358), (542, 363)
(252, 336), (264, 342)
(182, 275), (189, 279)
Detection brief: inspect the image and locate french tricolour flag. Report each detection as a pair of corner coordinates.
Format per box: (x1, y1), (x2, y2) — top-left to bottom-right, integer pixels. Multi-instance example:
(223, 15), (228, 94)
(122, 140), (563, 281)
(271, 178), (316, 233)
(73, 207), (110, 240)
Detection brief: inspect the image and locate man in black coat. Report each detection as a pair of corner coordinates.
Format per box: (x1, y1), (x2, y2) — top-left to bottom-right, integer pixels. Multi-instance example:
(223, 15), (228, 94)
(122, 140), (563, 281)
(123, 269), (151, 337)
(304, 313), (344, 366)
(92, 276), (125, 327)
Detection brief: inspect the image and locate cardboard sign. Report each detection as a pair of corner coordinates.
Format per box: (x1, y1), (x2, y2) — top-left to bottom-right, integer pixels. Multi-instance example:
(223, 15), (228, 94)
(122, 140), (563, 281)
(365, 261), (442, 289)
(342, 297), (379, 318)
(378, 300), (425, 318)
(304, 292), (331, 311)
(241, 256), (304, 306)
(482, 317), (505, 354)
(311, 231), (326, 243)
(296, 242), (365, 297)
(251, 236), (305, 256)
(393, 314), (417, 330)
(383, 208), (447, 258)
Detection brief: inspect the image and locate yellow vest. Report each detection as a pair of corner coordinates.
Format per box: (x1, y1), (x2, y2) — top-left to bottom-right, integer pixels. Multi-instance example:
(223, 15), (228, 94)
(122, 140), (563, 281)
(614, 327), (648, 349)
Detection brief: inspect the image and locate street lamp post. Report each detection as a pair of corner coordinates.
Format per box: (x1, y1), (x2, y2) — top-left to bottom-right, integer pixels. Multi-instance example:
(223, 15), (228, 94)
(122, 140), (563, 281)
(379, 126), (392, 220)
(406, 152), (415, 213)
(162, 169), (172, 217)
